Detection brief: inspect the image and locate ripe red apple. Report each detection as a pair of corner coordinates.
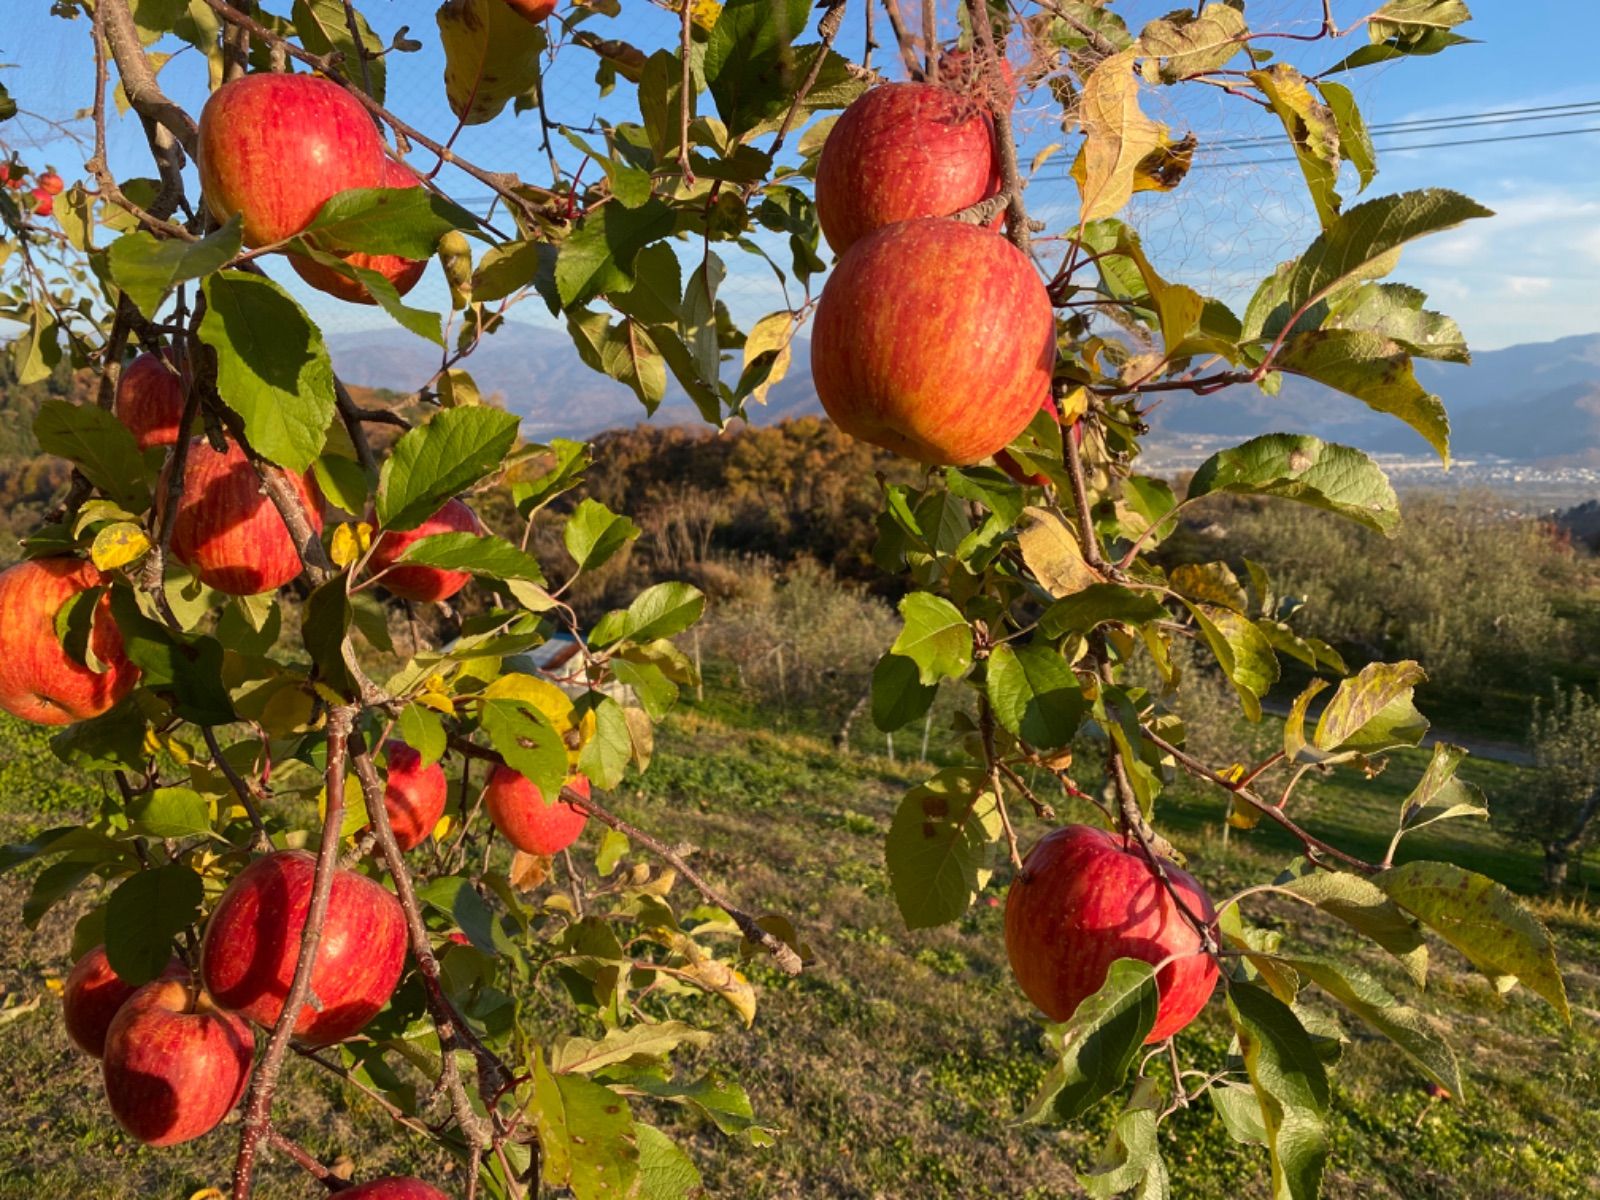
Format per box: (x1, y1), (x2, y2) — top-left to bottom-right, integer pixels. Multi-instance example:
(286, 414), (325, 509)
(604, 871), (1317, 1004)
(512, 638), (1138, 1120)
(115, 351), (186, 451)
(484, 766), (589, 856)
(1004, 825), (1219, 1043)
(814, 82), (1001, 254)
(376, 740), (448, 851)
(0, 557), (140, 726)
(38, 170), (65, 196)
(344, 1179), (451, 1200)
(367, 497), (484, 602)
(63, 945), (188, 1058)
(289, 156), (429, 304)
(30, 187), (53, 217)
(101, 978), (254, 1146)
(200, 850), (407, 1046)
(811, 219), (1056, 465)
(198, 73), (386, 247)
(164, 438), (323, 595)
(503, 0), (559, 22)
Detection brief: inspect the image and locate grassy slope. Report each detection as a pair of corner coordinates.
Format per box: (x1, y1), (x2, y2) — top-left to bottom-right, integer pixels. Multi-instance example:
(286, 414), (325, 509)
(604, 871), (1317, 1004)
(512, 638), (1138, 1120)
(0, 704), (1596, 1200)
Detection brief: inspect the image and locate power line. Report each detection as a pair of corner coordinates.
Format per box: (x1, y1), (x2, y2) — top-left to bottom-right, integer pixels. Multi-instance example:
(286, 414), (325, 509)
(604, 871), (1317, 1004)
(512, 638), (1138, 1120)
(1193, 124), (1600, 168)
(1205, 101), (1600, 149)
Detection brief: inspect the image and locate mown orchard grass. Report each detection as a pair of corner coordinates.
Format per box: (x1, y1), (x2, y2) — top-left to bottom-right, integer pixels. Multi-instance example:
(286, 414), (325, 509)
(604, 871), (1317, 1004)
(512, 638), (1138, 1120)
(0, 699), (1596, 1198)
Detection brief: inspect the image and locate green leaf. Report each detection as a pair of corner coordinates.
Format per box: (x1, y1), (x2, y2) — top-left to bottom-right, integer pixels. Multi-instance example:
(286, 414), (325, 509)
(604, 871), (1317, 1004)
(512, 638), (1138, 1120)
(1323, 282), (1467, 363)
(312, 454), (370, 516)
(885, 768), (1001, 930)
(1245, 189), (1492, 340)
(611, 657), (678, 720)
(702, 0), (812, 137)
(513, 438), (591, 514)
(1079, 1077), (1170, 1199)
(397, 532), (546, 584)
(1316, 81), (1375, 191)
(107, 218), (243, 317)
(1227, 983), (1330, 1200)
(105, 864), (203, 986)
(551, 1022), (711, 1075)
(1040, 583), (1168, 638)
(554, 200), (676, 309)
(1277, 954), (1462, 1097)
(302, 578), (356, 697)
(376, 405), (521, 531)
(1021, 959), (1159, 1124)
(398, 704), (447, 768)
(480, 697), (568, 802)
(33, 400), (149, 512)
(1377, 861), (1569, 1021)
(1312, 660), (1429, 758)
(578, 697), (633, 790)
(437, 0), (545, 125)
(1396, 743), (1488, 835)
(108, 587), (235, 724)
(291, 247), (444, 346)
(591, 581), (705, 647)
(567, 310), (667, 413)
(635, 1124), (702, 1200)
(1210, 1081), (1268, 1146)
(529, 1051), (640, 1199)
(50, 703), (149, 772)
(986, 643), (1086, 750)
(1275, 328), (1451, 465)
(889, 593), (973, 686)
(1187, 434), (1399, 536)
(301, 185), (472, 258)
(292, 0), (386, 101)
(200, 271), (335, 472)
(1279, 869), (1427, 986)
(127, 787), (212, 839)
(870, 652), (936, 733)
(1187, 602), (1279, 721)
(25, 860), (100, 929)
(417, 874), (498, 950)
(564, 498), (641, 572)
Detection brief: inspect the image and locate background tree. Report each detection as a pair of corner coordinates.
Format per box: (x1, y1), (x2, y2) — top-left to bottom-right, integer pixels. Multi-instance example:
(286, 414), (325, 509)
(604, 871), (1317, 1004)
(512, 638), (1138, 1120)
(1516, 686), (1600, 890)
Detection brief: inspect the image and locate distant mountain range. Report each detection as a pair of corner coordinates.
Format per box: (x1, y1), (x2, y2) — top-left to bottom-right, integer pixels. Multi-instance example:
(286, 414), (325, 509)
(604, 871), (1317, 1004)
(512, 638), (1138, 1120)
(328, 326), (1600, 464)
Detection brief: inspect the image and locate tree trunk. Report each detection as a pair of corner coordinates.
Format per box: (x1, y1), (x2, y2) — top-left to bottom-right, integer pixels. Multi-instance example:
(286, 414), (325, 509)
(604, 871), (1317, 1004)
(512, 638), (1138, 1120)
(834, 687), (870, 752)
(1543, 843), (1570, 891)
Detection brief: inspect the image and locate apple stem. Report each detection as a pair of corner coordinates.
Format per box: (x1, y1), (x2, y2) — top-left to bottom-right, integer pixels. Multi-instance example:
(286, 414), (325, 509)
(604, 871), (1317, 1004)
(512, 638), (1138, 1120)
(232, 704), (357, 1200)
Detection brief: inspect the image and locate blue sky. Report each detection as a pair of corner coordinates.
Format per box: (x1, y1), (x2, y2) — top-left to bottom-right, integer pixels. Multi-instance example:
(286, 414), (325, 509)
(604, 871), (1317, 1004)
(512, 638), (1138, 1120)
(2, 1), (1596, 353)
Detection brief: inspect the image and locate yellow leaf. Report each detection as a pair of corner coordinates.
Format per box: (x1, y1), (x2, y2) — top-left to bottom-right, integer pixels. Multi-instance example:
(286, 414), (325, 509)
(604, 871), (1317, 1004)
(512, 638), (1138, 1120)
(686, 0), (722, 32)
(485, 673), (576, 730)
(432, 814), (454, 841)
(1074, 50), (1168, 223)
(418, 691), (456, 715)
(44, 978), (64, 995)
(190, 1189), (228, 1200)
(740, 312), (797, 406)
(90, 522), (152, 571)
(330, 523), (362, 568)
(1016, 506), (1103, 598)
(509, 850), (551, 891)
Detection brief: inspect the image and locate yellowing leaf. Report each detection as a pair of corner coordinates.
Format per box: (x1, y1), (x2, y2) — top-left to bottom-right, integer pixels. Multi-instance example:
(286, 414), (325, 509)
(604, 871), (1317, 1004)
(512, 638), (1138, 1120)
(418, 690), (456, 714)
(432, 814), (454, 841)
(740, 311), (796, 405)
(91, 522), (152, 571)
(1016, 506), (1102, 597)
(329, 522), (363, 568)
(1075, 51), (1168, 223)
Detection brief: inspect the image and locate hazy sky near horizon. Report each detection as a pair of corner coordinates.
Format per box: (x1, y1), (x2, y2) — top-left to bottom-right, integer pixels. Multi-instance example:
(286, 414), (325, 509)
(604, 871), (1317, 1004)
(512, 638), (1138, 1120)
(2, 1), (1596, 357)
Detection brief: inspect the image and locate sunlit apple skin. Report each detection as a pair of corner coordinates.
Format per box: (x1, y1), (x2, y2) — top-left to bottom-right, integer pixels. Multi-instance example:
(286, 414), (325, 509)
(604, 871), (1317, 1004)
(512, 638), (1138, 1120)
(367, 497), (484, 602)
(814, 82), (1001, 255)
(63, 945), (188, 1058)
(198, 73), (386, 247)
(1004, 825), (1219, 1044)
(0, 557), (140, 726)
(199, 850), (408, 1046)
(503, 0), (559, 22)
(115, 352), (186, 451)
(101, 979), (254, 1147)
(289, 157), (428, 304)
(343, 1178), (452, 1200)
(164, 438), (323, 595)
(811, 219), (1056, 465)
(378, 740), (449, 852)
(484, 766), (589, 856)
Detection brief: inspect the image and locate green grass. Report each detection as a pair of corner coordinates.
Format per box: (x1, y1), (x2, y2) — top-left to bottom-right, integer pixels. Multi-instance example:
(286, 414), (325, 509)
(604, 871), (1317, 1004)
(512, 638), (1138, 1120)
(0, 701), (1597, 1199)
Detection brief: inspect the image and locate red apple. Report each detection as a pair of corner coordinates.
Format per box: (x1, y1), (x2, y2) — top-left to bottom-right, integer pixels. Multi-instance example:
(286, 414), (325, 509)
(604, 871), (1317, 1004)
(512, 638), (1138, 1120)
(38, 170), (65, 196)
(484, 766), (589, 856)
(811, 218), (1056, 465)
(0, 557), (140, 726)
(289, 156), (429, 304)
(115, 351), (186, 451)
(63, 945), (187, 1058)
(101, 978), (254, 1146)
(503, 0), (559, 22)
(199, 850), (408, 1046)
(198, 73), (386, 247)
(367, 497), (483, 602)
(343, 1179), (451, 1200)
(1005, 825), (1219, 1043)
(814, 82), (1001, 254)
(164, 438), (323, 595)
(376, 740), (449, 851)
(30, 187), (53, 217)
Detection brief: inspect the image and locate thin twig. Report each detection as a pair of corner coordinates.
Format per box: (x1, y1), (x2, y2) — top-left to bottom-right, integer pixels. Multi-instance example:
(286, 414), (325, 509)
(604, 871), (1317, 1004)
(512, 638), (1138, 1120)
(677, 0), (696, 186)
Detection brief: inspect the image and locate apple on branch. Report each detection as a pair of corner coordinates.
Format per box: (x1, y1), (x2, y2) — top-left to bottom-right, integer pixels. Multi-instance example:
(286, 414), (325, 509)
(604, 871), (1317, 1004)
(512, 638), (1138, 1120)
(101, 978), (254, 1146)
(343, 1178), (452, 1200)
(289, 156), (429, 304)
(366, 497), (485, 602)
(0, 557), (140, 726)
(376, 739), (449, 852)
(199, 850), (408, 1046)
(115, 351), (186, 451)
(1005, 825), (1219, 1043)
(811, 219), (1056, 466)
(163, 438), (323, 596)
(485, 766), (590, 856)
(63, 944), (187, 1059)
(198, 73), (386, 247)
